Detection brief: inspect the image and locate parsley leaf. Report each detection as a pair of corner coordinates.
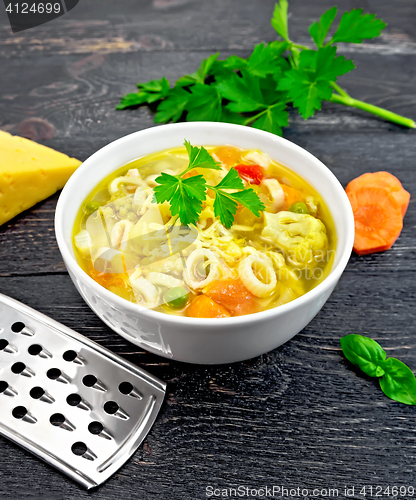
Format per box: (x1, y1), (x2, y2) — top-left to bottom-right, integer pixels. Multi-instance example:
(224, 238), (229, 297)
(210, 168), (265, 228)
(271, 0), (290, 42)
(219, 108), (247, 125)
(246, 41), (288, 78)
(212, 190), (238, 229)
(228, 189), (264, 217)
(213, 55), (247, 72)
(154, 87), (190, 123)
(252, 103), (288, 135)
(215, 70), (267, 113)
(154, 173), (206, 226)
(330, 9), (386, 44)
(176, 53), (219, 86)
(309, 6), (337, 48)
(116, 77), (170, 109)
(116, 92), (151, 110)
(118, 3), (415, 133)
(186, 84), (222, 122)
(137, 77), (170, 97)
(152, 172), (180, 203)
(214, 167), (244, 190)
(154, 142), (264, 227)
(278, 46), (355, 118)
(184, 140), (221, 172)
(169, 175), (206, 226)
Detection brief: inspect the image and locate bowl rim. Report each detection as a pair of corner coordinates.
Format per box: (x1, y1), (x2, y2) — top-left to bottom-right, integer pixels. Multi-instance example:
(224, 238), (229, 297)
(55, 122), (354, 327)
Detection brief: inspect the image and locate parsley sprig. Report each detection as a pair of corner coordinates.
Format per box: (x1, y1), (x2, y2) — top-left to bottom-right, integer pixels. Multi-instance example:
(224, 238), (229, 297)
(153, 141), (264, 228)
(117, 1), (415, 133)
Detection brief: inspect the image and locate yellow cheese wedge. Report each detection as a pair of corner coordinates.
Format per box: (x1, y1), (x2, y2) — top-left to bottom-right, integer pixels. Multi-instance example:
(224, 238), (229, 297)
(0, 131), (82, 226)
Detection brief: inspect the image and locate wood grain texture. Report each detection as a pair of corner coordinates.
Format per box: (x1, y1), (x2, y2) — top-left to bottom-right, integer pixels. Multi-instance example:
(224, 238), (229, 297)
(0, 0), (415, 499)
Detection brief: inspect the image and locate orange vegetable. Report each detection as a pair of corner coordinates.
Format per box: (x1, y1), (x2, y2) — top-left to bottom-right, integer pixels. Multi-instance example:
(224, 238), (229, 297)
(214, 146), (241, 167)
(346, 171), (410, 218)
(186, 295), (231, 318)
(347, 187), (403, 255)
(281, 183), (304, 210)
(205, 279), (258, 316)
(182, 168), (198, 179)
(89, 264), (129, 290)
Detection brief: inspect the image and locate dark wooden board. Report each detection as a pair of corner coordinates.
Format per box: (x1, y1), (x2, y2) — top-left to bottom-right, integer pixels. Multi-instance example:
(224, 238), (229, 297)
(0, 1), (416, 499)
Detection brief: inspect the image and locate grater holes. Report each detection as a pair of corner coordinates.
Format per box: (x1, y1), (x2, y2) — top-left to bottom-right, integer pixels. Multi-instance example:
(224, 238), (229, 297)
(12, 406), (28, 419)
(71, 442), (88, 456)
(119, 382), (133, 395)
(11, 362), (26, 374)
(82, 375), (97, 387)
(88, 421), (104, 435)
(47, 368), (61, 380)
(30, 387), (45, 399)
(82, 374), (106, 392)
(0, 339), (9, 350)
(28, 344), (42, 356)
(63, 350), (77, 362)
(67, 393), (81, 406)
(0, 381), (9, 393)
(104, 401), (119, 415)
(50, 413), (65, 426)
(11, 322), (25, 333)
(11, 362), (34, 378)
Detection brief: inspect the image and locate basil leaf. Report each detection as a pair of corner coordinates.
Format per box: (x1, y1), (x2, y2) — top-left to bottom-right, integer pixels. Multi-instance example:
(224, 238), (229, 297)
(379, 358), (416, 406)
(340, 334), (386, 378)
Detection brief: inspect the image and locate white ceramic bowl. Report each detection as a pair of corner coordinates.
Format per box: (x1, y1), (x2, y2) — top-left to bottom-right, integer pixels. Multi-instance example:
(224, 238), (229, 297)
(55, 122), (354, 364)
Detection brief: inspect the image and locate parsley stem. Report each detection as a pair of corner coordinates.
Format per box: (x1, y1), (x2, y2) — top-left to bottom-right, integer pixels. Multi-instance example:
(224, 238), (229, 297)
(330, 82), (350, 98)
(329, 93), (416, 128)
(290, 42), (309, 51)
(243, 109), (268, 125)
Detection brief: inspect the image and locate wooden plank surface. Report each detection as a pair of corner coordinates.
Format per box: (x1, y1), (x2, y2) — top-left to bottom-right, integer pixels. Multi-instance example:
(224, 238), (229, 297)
(0, 1), (415, 499)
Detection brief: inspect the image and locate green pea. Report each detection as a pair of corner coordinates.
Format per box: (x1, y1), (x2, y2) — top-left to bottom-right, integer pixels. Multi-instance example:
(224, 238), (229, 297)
(84, 201), (101, 214)
(164, 286), (189, 309)
(288, 202), (309, 214)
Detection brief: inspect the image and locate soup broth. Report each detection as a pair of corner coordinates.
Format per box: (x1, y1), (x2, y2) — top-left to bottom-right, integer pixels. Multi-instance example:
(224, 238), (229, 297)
(73, 144), (336, 318)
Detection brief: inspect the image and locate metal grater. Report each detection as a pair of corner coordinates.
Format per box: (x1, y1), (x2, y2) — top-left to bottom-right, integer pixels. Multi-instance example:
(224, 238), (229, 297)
(0, 293), (166, 489)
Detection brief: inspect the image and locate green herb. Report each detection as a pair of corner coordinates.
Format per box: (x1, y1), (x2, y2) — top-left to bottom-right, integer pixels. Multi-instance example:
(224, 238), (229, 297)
(117, 2), (415, 132)
(153, 140), (264, 228)
(340, 334), (416, 405)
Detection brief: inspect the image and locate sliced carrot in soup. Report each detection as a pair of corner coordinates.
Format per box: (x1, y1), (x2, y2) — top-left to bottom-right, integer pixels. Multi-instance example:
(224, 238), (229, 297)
(281, 184), (304, 210)
(347, 187), (403, 255)
(346, 171), (410, 218)
(214, 146), (241, 167)
(205, 279), (258, 316)
(186, 295), (231, 318)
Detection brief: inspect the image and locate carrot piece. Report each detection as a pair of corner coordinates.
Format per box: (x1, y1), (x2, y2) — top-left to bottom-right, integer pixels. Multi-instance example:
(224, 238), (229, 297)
(281, 183), (304, 210)
(89, 264), (129, 289)
(186, 295), (231, 318)
(347, 187), (403, 255)
(205, 279), (259, 316)
(214, 146), (241, 167)
(346, 171), (410, 218)
(182, 168), (198, 179)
